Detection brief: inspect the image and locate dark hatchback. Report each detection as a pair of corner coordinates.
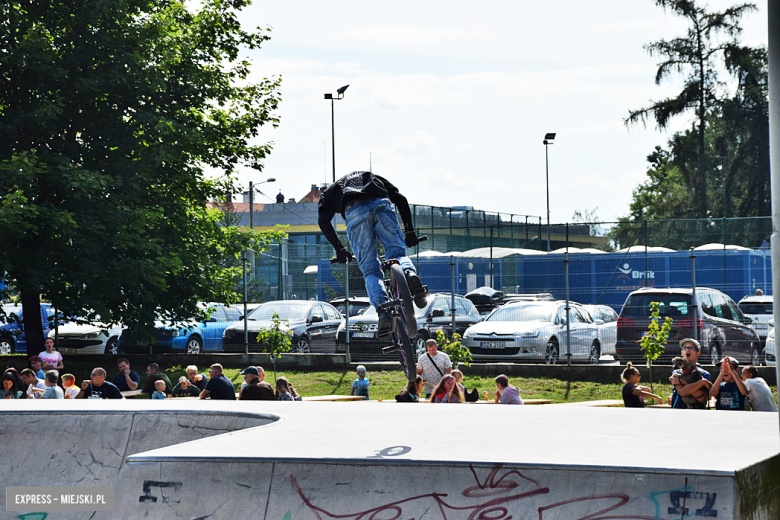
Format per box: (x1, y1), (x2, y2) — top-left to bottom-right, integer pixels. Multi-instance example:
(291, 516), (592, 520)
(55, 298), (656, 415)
(337, 293), (481, 361)
(615, 287), (760, 366)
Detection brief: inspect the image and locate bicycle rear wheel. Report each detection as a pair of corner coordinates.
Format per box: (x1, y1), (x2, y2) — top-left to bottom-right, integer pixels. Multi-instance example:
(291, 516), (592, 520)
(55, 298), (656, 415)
(389, 263), (416, 333)
(394, 325), (417, 383)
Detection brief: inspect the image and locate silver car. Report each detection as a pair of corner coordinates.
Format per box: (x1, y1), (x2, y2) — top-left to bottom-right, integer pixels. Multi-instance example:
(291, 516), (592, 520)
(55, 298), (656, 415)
(582, 304), (618, 356)
(764, 321), (776, 367)
(462, 301), (602, 364)
(737, 295), (773, 342)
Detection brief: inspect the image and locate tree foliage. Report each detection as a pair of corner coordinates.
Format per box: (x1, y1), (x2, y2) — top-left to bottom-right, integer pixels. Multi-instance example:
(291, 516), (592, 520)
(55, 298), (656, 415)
(255, 311), (292, 381)
(0, 0), (281, 348)
(640, 302), (674, 391)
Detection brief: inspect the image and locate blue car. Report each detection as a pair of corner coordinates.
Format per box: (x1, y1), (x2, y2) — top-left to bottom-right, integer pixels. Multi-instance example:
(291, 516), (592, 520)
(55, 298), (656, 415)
(0, 303), (57, 354)
(151, 303), (243, 354)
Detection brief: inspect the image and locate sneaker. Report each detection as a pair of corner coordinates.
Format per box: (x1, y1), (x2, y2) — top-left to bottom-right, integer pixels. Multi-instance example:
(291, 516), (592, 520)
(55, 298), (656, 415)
(377, 309), (393, 339)
(405, 271), (429, 308)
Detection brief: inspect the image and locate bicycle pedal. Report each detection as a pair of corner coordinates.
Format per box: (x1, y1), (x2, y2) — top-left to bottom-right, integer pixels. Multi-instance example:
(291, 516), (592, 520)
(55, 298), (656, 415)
(382, 345), (401, 355)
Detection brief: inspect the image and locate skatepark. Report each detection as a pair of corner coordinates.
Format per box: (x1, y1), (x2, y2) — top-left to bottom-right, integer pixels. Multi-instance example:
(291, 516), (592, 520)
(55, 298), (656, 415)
(2, 399), (778, 519)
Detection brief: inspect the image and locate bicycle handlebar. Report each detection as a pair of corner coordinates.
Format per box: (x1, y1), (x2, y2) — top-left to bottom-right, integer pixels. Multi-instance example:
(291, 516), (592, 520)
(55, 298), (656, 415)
(329, 235), (428, 264)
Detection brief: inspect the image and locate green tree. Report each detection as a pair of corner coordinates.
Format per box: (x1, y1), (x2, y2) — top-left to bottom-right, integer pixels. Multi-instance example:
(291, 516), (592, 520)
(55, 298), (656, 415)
(0, 0), (281, 349)
(255, 312), (292, 381)
(640, 302), (674, 391)
(435, 330), (471, 369)
(625, 0), (756, 218)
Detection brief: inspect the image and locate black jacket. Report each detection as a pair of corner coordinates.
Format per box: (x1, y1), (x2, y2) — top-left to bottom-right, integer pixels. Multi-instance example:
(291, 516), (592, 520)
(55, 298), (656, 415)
(240, 379), (275, 400)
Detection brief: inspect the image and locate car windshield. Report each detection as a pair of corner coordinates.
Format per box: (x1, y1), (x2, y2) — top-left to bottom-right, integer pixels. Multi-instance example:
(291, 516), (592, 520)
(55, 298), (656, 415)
(739, 302), (773, 315)
(622, 293), (692, 318)
(1, 304), (22, 324)
(487, 304), (554, 323)
(248, 303), (311, 321)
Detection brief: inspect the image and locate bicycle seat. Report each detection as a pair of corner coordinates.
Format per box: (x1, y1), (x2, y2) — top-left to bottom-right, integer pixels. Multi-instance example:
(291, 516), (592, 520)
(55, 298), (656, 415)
(381, 258), (400, 272)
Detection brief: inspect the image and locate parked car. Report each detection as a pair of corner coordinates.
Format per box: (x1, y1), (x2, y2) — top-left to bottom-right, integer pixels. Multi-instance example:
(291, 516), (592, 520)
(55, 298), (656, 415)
(0, 303), (57, 354)
(582, 304), (618, 356)
(329, 296), (371, 318)
(464, 286), (554, 315)
(738, 294), (773, 343)
(461, 300), (602, 364)
(764, 322), (776, 366)
(49, 318), (125, 355)
(615, 287), (760, 365)
(223, 300), (344, 353)
(337, 293), (481, 359)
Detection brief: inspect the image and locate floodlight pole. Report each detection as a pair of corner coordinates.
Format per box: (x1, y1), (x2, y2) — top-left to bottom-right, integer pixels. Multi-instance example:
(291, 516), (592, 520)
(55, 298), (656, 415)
(325, 85), (349, 183)
(545, 143), (551, 252)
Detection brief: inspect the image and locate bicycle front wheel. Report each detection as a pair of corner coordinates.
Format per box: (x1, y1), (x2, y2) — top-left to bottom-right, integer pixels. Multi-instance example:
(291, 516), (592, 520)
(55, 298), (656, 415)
(394, 325), (417, 383)
(389, 263), (416, 333)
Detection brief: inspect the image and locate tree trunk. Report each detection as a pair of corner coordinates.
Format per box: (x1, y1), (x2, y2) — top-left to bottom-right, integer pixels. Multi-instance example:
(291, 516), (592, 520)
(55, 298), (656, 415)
(21, 290), (44, 355)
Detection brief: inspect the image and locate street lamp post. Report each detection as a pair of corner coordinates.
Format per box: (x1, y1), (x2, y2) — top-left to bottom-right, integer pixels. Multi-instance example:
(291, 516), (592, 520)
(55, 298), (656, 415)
(248, 177), (276, 278)
(543, 133), (556, 252)
(324, 85), (349, 183)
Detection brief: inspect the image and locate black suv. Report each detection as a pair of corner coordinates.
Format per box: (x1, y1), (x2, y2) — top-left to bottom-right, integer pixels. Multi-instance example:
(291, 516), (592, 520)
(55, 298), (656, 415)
(615, 287), (760, 365)
(337, 293), (481, 361)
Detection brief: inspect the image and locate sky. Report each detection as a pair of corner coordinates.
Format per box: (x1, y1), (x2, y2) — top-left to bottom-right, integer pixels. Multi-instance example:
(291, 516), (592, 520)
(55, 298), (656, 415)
(220, 0), (770, 224)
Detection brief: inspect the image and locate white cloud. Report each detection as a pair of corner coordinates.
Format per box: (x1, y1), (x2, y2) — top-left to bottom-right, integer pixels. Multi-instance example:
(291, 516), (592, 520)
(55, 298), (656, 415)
(393, 130), (440, 156)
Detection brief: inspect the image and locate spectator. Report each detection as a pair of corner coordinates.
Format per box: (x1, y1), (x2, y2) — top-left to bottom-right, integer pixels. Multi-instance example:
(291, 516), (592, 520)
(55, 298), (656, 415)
(186, 365), (209, 390)
(141, 363), (173, 394)
(151, 380), (167, 400)
(77, 367), (124, 399)
(199, 364), (236, 400)
(620, 363), (662, 408)
(430, 374), (463, 403)
(669, 338), (711, 409)
(20, 368), (45, 399)
(452, 369), (466, 396)
(494, 374), (524, 405)
(350, 365), (370, 400)
(395, 375), (423, 403)
(3, 365), (25, 393)
(740, 365), (778, 412)
(711, 356), (748, 411)
(239, 367), (274, 401)
(29, 356), (45, 380)
(239, 366), (264, 393)
(172, 376), (202, 397)
(61, 374), (81, 399)
(275, 376), (302, 401)
(39, 338), (64, 371)
(112, 358), (140, 392)
(1, 371), (23, 399)
(416, 339), (452, 398)
(38, 370), (64, 399)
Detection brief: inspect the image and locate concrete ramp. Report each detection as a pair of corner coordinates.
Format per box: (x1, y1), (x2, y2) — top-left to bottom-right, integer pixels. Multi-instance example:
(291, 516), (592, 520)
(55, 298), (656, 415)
(2, 400), (778, 519)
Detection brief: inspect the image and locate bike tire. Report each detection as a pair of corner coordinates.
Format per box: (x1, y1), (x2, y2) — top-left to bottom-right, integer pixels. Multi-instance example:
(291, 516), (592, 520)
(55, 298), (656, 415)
(389, 263), (417, 333)
(394, 325), (417, 383)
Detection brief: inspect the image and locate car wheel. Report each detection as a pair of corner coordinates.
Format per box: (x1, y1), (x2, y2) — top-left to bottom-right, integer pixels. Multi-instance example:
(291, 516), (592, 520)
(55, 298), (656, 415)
(709, 342), (720, 366)
(104, 337), (120, 355)
(751, 346), (761, 367)
(589, 342), (600, 365)
(295, 337), (311, 353)
(414, 332), (429, 359)
(186, 336), (203, 355)
(0, 337), (14, 355)
(545, 339), (559, 365)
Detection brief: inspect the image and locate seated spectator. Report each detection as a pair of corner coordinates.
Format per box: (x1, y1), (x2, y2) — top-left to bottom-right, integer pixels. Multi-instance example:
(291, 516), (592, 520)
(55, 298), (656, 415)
(711, 356), (747, 411)
(1, 371), (23, 399)
(239, 366), (263, 393)
(29, 356), (45, 380)
(430, 374), (463, 403)
(38, 370), (64, 399)
(61, 374), (81, 399)
(112, 358), (140, 392)
(452, 369), (466, 396)
(20, 368), (46, 399)
(620, 363), (662, 408)
(186, 365), (209, 390)
(350, 365), (370, 400)
(275, 376), (301, 401)
(3, 366), (25, 395)
(141, 363), (173, 394)
(39, 338), (64, 371)
(172, 376), (202, 397)
(741, 365), (778, 412)
(395, 376), (424, 403)
(77, 367), (124, 399)
(494, 374), (524, 405)
(199, 364), (236, 400)
(239, 367), (275, 400)
(151, 380), (167, 400)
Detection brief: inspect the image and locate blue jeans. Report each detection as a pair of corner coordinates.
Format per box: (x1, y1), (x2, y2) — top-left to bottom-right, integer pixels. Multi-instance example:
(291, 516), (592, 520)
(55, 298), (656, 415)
(345, 197), (416, 309)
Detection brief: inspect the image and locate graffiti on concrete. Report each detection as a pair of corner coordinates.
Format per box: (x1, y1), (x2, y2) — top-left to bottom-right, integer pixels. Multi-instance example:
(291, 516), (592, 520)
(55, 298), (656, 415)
(138, 480), (183, 504)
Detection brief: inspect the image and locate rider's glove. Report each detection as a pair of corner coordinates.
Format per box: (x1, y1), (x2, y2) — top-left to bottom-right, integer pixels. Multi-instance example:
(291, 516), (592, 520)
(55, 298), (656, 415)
(405, 229), (418, 248)
(336, 248), (355, 263)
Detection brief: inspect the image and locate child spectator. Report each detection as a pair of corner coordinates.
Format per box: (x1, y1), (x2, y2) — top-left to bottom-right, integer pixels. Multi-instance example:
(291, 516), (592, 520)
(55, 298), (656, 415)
(1, 371), (23, 399)
(186, 365), (209, 390)
(172, 376), (202, 397)
(275, 377), (302, 401)
(29, 356), (45, 379)
(350, 365), (370, 400)
(740, 365), (778, 412)
(61, 374), (81, 399)
(39, 338), (64, 371)
(452, 369), (466, 396)
(430, 374), (463, 403)
(711, 356), (747, 411)
(621, 362), (663, 408)
(151, 380), (167, 400)
(395, 376), (423, 402)
(494, 374), (524, 405)
(38, 370), (64, 399)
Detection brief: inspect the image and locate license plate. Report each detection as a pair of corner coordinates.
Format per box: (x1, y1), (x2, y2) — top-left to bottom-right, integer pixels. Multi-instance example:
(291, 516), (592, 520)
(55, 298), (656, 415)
(480, 341), (505, 348)
(352, 332), (374, 338)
